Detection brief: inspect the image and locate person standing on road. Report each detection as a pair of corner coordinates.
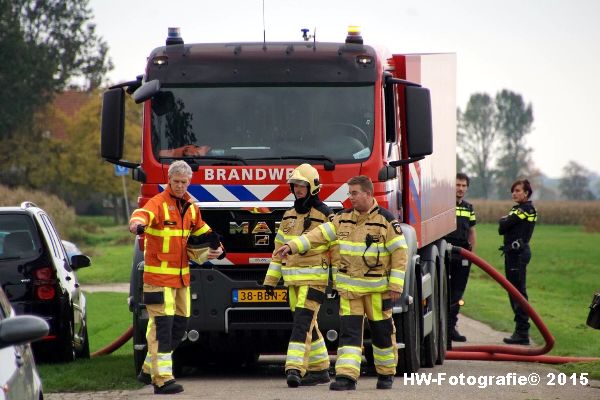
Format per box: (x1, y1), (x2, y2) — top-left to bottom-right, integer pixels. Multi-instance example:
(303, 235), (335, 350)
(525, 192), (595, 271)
(275, 175), (408, 391)
(444, 173), (477, 343)
(499, 179), (537, 345)
(129, 160), (224, 395)
(263, 164), (333, 388)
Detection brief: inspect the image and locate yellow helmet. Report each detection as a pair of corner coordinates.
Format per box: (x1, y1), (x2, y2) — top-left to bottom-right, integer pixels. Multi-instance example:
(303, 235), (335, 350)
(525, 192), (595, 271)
(288, 164), (321, 196)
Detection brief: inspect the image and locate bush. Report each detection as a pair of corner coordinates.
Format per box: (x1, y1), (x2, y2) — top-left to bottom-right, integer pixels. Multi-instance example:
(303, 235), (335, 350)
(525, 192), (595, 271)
(0, 184), (76, 236)
(472, 200), (600, 231)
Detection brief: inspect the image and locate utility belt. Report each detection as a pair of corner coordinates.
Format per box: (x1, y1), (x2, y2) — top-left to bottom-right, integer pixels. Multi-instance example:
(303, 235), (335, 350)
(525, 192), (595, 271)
(499, 239), (529, 254)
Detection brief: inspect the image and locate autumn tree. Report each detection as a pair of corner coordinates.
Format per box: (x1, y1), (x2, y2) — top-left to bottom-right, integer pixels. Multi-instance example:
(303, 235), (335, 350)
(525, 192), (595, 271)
(0, 0), (111, 140)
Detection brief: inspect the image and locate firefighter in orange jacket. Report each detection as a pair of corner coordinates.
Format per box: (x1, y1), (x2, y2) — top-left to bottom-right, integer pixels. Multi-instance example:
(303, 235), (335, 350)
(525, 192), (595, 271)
(129, 160), (223, 395)
(263, 164), (334, 388)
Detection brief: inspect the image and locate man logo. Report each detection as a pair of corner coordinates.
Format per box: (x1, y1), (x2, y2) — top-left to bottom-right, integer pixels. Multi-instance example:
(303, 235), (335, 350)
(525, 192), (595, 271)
(230, 221), (280, 235)
(255, 235), (269, 246)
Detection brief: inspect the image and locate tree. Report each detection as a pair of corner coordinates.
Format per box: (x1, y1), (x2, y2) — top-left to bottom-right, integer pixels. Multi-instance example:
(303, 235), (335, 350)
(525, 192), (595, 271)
(0, 0), (112, 140)
(559, 161), (596, 200)
(494, 90), (534, 196)
(457, 93), (497, 198)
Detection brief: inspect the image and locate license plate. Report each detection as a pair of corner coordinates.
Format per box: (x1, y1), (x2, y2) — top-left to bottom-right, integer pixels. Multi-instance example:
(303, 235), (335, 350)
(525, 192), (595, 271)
(232, 289), (287, 303)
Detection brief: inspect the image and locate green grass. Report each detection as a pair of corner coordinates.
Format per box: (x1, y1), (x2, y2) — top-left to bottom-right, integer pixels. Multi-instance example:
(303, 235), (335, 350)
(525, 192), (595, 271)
(462, 223), (600, 378)
(38, 292), (142, 392)
(68, 216), (134, 284)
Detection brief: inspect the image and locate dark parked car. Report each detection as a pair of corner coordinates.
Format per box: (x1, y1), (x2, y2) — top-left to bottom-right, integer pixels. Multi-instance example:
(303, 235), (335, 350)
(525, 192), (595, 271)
(0, 202), (91, 362)
(0, 284), (48, 400)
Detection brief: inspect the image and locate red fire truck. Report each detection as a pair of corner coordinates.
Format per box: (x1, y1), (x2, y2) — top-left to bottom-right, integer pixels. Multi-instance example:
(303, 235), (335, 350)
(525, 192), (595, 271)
(101, 27), (456, 374)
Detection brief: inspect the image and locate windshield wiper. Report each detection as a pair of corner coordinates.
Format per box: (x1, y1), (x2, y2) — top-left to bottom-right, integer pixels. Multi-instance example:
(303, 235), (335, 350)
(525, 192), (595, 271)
(249, 155), (336, 170)
(0, 256), (21, 261)
(159, 155), (248, 166)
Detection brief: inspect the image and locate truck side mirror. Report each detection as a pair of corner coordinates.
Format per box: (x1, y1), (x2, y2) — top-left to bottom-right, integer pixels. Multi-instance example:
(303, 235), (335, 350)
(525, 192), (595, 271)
(101, 88), (125, 161)
(133, 79), (161, 104)
(405, 86), (433, 158)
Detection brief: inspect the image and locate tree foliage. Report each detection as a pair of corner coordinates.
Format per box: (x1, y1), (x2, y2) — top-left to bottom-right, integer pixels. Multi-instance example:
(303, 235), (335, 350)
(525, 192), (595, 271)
(559, 161), (596, 200)
(0, 0), (112, 139)
(458, 90), (535, 199)
(457, 93), (497, 198)
(494, 90), (534, 196)
(0, 91), (142, 205)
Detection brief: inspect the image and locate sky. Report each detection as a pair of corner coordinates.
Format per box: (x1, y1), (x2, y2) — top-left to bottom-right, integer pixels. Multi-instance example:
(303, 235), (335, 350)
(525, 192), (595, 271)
(89, 0), (600, 178)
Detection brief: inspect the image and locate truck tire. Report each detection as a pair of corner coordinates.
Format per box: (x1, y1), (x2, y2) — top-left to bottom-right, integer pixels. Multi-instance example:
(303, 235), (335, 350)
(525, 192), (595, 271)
(421, 259), (438, 368)
(436, 256), (448, 365)
(396, 270), (420, 374)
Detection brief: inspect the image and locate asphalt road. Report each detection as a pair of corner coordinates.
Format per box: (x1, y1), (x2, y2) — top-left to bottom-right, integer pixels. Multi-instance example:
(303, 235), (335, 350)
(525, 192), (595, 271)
(46, 299), (600, 400)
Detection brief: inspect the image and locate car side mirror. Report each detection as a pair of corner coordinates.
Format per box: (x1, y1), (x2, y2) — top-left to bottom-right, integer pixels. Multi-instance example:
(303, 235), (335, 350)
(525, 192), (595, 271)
(0, 316), (49, 349)
(71, 254), (91, 270)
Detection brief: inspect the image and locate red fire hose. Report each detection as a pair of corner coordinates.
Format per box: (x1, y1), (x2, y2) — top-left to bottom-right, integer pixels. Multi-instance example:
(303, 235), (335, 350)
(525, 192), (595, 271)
(92, 247), (598, 365)
(446, 246), (599, 364)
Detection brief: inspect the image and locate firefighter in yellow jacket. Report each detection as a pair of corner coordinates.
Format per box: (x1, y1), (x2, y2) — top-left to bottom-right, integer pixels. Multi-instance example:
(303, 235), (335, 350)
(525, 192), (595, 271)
(276, 175), (408, 391)
(264, 164), (334, 387)
(129, 160), (223, 395)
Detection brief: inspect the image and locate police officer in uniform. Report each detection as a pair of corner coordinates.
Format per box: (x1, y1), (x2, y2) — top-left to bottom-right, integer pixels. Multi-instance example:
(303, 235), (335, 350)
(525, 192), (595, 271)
(129, 160), (224, 395)
(499, 179), (537, 345)
(276, 175), (408, 391)
(444, 173), (476, 342)
(263, 164), (333, 388)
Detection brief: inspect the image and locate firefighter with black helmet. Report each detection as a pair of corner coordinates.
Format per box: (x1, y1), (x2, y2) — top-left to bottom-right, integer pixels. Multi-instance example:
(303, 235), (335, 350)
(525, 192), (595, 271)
(275, 175), (408, 391)
(263, 164), (333, 388)
(444, 172), (477, 343)
(499, 179), (537, 345)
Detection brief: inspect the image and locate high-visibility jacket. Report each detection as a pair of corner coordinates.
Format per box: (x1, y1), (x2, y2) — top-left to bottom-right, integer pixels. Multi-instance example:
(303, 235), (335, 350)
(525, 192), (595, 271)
(264, 202), (333, 287)
(130, 186), (211, 288)
(445, 199), (476, 249)
(499, 200), (537, 247)
(287, 200), (408, 298)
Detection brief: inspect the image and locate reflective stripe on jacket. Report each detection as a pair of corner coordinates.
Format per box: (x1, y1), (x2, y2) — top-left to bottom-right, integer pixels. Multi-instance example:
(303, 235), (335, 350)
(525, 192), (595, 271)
(130, 186), (211, 288)
(264, 204), (333, 287)
(287, 200), (408, 298)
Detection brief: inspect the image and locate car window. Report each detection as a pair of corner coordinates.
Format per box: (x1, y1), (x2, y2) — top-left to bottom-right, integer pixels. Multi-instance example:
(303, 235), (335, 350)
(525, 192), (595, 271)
(0, 214), (42, 260)
(40, 214), (72, 271)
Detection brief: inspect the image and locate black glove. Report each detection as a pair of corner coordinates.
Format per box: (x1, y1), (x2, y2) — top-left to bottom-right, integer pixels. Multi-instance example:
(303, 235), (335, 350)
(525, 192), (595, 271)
(264, 285), (275, 297)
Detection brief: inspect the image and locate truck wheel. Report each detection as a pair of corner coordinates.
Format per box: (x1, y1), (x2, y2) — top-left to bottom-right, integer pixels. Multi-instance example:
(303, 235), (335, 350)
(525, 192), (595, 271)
(396, 271), (420, 374)
(436, 257), (448, 365)
(421, 260), (438, 368)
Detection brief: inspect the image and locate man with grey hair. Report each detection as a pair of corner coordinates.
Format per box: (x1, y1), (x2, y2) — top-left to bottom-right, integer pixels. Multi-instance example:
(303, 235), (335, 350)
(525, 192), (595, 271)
(129, 160), (223, 394)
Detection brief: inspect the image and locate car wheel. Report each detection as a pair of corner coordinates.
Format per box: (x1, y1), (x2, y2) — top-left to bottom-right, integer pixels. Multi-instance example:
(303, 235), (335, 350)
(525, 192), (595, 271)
(54, 318), (76, 363)
(76, 319), (90, 359)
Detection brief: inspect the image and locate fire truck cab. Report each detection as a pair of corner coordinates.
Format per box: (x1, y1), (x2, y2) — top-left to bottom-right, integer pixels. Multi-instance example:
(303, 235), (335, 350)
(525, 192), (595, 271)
(101, 27), (456, 374)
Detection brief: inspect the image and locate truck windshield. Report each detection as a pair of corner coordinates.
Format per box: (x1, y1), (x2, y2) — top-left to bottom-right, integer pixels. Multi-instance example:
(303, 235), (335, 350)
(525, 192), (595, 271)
(151, 85), (374, 163)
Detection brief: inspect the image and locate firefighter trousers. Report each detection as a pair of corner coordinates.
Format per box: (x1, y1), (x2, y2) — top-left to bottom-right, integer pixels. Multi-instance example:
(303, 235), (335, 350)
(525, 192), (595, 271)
(285, 285), (330, 376)
(141, 284), (190, 386)
(335, 293), (397, 381)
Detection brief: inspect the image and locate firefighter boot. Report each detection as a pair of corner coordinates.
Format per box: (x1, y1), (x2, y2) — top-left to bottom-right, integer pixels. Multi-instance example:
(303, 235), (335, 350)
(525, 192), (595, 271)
(153, 380), (184, 395)
(286, 369), (302, 388)
(329, 376), (356, 391)
(503, 332), (530, 345)
(376, 374), (394, 389)
(301, 369), (330, 386)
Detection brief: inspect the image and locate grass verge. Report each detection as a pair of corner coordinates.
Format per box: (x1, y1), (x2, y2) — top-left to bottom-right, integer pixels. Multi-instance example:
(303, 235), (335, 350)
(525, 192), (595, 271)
(37, 292), (141, 392)
(462, 224), (600, 379)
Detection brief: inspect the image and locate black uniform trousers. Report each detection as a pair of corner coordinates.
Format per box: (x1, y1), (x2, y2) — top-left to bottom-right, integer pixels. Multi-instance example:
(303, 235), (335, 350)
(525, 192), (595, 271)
(504, 246), (531, 335)
(448, 252), (471, 329)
